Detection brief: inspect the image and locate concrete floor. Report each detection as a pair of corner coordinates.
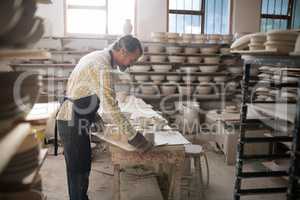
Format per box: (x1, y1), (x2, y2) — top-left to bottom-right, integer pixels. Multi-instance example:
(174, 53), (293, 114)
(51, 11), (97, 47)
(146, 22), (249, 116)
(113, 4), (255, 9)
(40, 146), (287, 200)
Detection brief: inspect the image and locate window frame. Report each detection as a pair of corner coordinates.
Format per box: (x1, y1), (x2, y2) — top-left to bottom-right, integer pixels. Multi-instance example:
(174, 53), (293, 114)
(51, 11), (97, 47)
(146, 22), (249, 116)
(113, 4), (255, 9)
(260, 0), (295, 31)
(167, 0), (233, 34)
(64, 0), (137, 37)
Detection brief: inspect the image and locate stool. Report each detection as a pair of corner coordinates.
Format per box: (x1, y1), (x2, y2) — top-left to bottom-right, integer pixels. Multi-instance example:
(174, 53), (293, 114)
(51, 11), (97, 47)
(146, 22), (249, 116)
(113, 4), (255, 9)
(182, 144), (209, 200)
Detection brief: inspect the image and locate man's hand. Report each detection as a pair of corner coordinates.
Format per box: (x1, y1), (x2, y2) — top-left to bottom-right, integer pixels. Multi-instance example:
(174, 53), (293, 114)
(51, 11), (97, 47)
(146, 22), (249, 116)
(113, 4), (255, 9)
(128, 132), (153, 152)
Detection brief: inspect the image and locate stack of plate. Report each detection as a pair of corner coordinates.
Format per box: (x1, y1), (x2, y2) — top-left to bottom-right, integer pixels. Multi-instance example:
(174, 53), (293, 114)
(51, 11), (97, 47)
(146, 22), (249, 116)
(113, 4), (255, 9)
(0, 0), (44, 47)
(0, 133), (40, 183)
(0, 72), (41, 134)
(151, 32), (167, 42)
(166, 32), (179, 43)
(265, 30), (299, 54)
(249, 33), (266, 50)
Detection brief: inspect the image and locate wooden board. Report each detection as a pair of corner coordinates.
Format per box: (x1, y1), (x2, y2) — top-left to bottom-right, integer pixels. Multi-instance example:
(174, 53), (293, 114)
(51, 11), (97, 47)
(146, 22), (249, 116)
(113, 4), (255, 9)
(97, 131), (190, 152)
(231, 49), (285, 55)
(25, 102), (60, 123)
(248, 103), (296, 123)
(0, 49), (51, 60)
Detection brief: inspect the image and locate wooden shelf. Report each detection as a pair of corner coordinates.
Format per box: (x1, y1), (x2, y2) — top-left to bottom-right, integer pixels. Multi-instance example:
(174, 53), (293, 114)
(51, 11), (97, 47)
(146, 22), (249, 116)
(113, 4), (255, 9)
(134, 93), (232, 100)
(142, 41), (230, 47)
(144, 52), (223, 57)
(0, 123), (32, 174)
(135, 62), (226, 66)
(129, 71), (231, 76)
(0, 49), (51, 60)
(248, 103), (296, 123)
(10, 63), (76, 68)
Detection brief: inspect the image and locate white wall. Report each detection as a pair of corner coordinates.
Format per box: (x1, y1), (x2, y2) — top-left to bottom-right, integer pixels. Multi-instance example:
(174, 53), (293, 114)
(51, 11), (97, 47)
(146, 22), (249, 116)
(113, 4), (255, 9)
(136, 0), (168, 40)
(36, 0), (64, 37)
(232, 0), (262, 34)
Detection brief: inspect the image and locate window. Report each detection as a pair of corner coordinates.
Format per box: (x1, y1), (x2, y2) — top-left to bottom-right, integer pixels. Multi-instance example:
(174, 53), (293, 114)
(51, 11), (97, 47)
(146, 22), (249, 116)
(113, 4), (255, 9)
(168, 0), (231, 34)
(292, 0), (300, 28)
(65, 0), (135, 35)
(260, 0), (293, 32)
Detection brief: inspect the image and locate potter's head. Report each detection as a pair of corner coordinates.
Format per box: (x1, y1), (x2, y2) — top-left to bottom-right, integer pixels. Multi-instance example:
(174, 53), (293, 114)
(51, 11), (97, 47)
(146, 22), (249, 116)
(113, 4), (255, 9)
(111, 35), (143, 71)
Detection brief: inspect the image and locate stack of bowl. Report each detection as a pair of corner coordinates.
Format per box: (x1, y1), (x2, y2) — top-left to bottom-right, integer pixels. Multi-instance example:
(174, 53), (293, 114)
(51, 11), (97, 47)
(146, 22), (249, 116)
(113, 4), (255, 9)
(208, 34), (221, 43)
(200, 46), (220, 54)
(0, 72), (41, 134)
(178, 85), (194, 96)
(152, 64), (172, 72)
(167, 32), (180, 43)
(0, 132), (41, 185)
(203, 56), (220, 64)
(181, 33), (194, 43)
(160, 85), (177, 95)
(166, 46), (182, 54)
(249, 33), (266, 50)
(222, 35), (233, 44)
(265, 30), (299, 54)
(130, 65), (151, 72)
(147, 45), (165, 53)
(151, 32), (167, 42)
(194, 34), (206, 44)
(169, 55), (186, 63)
(195, 82), (212, 95)
(185, 47), (199, 54)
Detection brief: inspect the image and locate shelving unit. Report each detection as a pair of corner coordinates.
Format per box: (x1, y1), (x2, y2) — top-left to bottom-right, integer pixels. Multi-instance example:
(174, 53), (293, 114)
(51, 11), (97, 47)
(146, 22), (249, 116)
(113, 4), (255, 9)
(233, 54), (300, 200)
(130, 41), (241, 100)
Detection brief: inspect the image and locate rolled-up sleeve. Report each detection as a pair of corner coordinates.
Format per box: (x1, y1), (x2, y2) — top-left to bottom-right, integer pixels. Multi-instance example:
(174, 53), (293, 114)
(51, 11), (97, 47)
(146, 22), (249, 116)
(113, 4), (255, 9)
(88, 64), (137, 140)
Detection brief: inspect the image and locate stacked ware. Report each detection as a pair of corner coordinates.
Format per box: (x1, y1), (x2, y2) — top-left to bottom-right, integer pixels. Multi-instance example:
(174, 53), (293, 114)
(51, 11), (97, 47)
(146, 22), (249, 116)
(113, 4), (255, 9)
(150, 32), (167, 42)
(265, 30), (299, 53)
(0, 0), (44, 47)
(0, 72), (41, 133)
(256, 66), (300, 101)
(249, 33), (267, 50)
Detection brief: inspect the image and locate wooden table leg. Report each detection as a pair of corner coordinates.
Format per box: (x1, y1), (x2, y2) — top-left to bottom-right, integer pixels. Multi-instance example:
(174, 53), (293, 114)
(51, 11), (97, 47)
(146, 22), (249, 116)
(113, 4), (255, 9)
(113, 164), (120, 200)
(168, 165), (176, 200)
(173, 163), (183, 200)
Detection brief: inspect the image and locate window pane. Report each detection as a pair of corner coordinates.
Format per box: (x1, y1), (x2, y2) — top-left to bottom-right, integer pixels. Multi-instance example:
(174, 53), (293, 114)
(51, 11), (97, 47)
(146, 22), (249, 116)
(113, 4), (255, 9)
(67, 9), (106, 34)
(280, 19), (288, 29)
(281, 0), (289, 15)
(205, 0), (229, 34)
(185, 0), (193, 10)
(184, 15), (192, 33)
(108, 0), (135, 34)
(177, 14), (184, 33)
(261, 18), (267, 32)
(193, 0), (201, 10)
(169, 0), (177, 9)
(66, 0), (106, 6)
(169, 14), (177, 32)
(192, 15), (201, 33)
(177, 0), (185, 10)
(262, 0), (268, 14)
(275, 0), (283, 15)
(293, 0), (300, 28)
(268, 0), (275, 14)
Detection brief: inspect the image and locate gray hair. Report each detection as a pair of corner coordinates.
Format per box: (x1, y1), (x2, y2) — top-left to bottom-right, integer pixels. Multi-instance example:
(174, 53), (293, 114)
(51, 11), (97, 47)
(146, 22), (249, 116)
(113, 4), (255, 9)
(111, 35), (143, 55)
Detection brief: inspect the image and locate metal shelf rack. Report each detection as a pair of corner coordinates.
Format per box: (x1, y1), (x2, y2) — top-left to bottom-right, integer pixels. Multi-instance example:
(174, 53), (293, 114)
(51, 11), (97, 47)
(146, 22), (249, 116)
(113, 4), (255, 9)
(233, 54), (300, 200)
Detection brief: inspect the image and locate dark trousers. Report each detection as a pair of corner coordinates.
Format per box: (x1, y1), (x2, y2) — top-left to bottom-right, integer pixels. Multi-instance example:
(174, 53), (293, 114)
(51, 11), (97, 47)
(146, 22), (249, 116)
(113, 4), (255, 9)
(57, 119), (92, 200)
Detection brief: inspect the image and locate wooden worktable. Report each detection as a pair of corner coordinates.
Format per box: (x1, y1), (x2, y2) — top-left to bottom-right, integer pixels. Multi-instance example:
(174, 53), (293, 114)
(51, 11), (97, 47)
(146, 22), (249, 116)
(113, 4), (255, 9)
(97, 96), (189, 200)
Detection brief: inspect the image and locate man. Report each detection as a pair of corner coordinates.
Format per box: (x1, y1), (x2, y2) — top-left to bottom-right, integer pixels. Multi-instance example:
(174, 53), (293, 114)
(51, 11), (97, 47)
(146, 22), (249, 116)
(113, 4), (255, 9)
(56, 35), (152, 200)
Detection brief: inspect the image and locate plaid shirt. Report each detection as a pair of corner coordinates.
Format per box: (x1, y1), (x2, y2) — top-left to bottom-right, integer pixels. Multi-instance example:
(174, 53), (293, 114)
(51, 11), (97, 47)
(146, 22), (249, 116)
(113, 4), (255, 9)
(56, 49), (136, 139)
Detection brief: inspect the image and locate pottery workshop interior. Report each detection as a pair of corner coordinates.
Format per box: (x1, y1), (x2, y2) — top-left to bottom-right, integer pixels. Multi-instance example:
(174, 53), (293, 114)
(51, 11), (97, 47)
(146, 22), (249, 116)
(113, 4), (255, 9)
(1, 0), (300, 200)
